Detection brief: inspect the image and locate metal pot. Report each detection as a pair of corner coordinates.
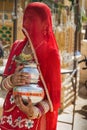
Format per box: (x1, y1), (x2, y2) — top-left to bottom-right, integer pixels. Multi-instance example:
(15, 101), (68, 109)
(21, 63), (39, 84)
(13, 84), (44, 104)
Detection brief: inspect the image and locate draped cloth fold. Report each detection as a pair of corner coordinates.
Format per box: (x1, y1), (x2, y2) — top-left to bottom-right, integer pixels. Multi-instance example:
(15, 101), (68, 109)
(0, 2), (61, 130)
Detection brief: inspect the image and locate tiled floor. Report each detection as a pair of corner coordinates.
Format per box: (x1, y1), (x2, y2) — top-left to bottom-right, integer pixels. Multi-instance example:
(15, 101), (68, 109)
(57, 93), (87, 130)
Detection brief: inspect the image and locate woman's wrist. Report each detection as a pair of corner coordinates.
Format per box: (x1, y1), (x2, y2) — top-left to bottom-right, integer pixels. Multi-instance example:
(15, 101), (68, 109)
(10, 74), (15, 86)
(27, 106), (41, 119)
(1, 75), (14, 91)
(28, 100), (50, 119)
(33, 106), (41, 118)
(36, 100), (50, 114)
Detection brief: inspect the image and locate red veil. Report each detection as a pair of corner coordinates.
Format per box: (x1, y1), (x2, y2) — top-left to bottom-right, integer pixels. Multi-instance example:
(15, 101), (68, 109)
(3, 2), (61, 130)
(22, 2), (61, 130)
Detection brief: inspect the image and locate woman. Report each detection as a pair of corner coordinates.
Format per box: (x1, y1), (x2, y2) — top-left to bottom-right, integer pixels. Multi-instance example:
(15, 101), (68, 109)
(0, 2), (61, 130)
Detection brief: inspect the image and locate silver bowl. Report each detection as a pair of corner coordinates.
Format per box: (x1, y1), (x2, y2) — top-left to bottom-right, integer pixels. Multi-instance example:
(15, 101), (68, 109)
(21, 63), (39, 83)
(13, 84), (44, 104)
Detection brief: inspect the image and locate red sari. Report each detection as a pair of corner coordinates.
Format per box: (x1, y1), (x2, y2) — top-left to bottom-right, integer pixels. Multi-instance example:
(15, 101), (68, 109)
(0, 2), (61, 130)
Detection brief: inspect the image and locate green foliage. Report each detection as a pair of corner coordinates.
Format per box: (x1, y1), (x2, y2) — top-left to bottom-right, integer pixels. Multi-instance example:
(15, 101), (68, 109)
(81, 9), (87, 23)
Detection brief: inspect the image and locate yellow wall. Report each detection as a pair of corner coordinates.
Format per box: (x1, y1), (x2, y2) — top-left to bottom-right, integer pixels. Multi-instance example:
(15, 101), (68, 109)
(64, 0), (71, 6)
(0, 0), (26, 12)
(79, 0), (87, 9)
(0, 0), (13, 12)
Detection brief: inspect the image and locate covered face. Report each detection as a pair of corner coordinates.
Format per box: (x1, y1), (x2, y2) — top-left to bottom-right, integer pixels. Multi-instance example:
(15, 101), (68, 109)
(22, 2), (52, 48)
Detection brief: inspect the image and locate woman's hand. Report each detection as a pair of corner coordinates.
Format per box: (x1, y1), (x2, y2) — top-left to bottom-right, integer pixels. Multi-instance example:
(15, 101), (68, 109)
(15, 95), (34, 119)
(11, 65), (31, 86)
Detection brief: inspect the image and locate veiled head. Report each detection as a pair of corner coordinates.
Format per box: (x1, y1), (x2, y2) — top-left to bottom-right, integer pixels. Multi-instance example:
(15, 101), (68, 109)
(23, 2), (52, 48)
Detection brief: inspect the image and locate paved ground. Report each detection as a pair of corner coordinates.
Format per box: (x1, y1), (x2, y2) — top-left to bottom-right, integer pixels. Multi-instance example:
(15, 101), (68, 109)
(57, 86), (87, 130)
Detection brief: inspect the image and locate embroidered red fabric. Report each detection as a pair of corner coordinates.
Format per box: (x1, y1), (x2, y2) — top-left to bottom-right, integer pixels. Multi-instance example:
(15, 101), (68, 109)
(23, 2), (61, 130)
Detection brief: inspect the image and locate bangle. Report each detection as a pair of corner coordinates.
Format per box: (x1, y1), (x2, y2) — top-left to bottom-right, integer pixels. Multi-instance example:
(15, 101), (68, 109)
(29, 106), (41, 119)
(2, 75), (14, 91)
(34, 106), (41, 118)
(36, 100), (50, 114)
(7, 75), (14, 87)
(2, 80), (8, 91)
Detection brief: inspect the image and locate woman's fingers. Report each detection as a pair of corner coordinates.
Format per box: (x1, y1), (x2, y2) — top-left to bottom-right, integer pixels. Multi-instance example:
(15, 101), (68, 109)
(15, 96), (34, 118)
(15, 65), (24, 72)
(11, 65), (31, 86)
(27, 97), (32, 107)
(15, 95), (25, 109)
(20, 72), (31, 84)
(11, 71), (31, 86)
